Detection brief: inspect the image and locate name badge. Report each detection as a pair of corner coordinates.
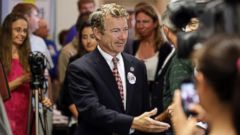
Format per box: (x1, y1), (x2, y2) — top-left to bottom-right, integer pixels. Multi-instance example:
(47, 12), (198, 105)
(127, 72), (136, 84)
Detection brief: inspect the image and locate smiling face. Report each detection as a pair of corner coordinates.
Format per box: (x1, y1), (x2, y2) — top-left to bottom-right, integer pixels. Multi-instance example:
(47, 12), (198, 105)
(81, 26), (97, 52)
(94, 15), (128, 56)
(12, 19), (28, 46)
(135, 12), (156, 38)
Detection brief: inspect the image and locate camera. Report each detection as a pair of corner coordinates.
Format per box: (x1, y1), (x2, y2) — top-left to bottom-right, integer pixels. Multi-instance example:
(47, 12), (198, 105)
(29, 51), (48, 90)
(168, 0), (240, 58)
(180, 78), (199, 116)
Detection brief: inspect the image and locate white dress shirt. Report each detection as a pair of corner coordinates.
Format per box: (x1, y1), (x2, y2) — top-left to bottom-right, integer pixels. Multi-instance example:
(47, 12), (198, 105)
(97, 45), (127, 110)
(30, 34), (54, 68)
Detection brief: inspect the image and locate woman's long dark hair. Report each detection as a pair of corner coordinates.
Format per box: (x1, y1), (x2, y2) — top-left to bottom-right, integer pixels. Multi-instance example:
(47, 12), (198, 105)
(0, 13), (31, 74)
(134, 3), (165, 50)
(76, 21), (93, 58)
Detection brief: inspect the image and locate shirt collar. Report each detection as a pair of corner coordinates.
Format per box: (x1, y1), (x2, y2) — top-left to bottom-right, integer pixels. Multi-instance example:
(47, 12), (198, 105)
(97, 45), (122, 64)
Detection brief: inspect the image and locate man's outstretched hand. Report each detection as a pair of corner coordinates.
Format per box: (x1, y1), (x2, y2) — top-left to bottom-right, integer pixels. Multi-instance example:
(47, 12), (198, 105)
(131, 108), (170, 133)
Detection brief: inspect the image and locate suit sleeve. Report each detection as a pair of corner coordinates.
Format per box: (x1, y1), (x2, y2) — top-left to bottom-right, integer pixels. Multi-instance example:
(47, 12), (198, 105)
(67, 62), (134, 135)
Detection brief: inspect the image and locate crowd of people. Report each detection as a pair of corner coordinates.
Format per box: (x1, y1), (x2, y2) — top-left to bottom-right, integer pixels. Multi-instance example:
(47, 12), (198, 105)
(0, 0), (239, 135)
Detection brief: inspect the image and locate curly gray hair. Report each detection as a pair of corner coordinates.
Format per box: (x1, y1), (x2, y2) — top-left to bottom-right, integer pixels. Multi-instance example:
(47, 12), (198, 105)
(90, 3), (128, 34)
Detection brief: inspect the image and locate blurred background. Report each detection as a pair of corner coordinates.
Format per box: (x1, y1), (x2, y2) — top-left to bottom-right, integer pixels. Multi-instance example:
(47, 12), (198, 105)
(0, 0), (169, 49)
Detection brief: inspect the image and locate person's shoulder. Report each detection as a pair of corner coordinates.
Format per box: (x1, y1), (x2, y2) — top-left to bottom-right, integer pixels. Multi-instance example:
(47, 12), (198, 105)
(30, 35), (49, 51)
(61, 41), (75, 53)
(122, 52), (144, 65)
(31, 35), (45, 42)
(159, 42), (174, 52)
(45, 39), (56, 46)
(31, 35), (47, 46)
(68, 25), (77, 32)
(166, 52), (177, 69)
(122, 52), (136, 60)
(172, 53), (191, 66)
(69, 53), (92, 70)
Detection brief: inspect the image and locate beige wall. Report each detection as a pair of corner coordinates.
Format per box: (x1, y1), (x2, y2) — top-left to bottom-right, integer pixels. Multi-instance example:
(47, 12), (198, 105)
(98, 0), (169, 12)
(55, 0), (79, 48)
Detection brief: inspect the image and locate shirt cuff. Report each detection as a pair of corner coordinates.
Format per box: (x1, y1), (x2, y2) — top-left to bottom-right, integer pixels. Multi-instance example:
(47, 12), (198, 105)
(129, 128), (135, 134)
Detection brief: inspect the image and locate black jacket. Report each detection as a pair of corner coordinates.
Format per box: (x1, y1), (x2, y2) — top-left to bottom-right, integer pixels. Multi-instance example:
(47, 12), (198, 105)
(68, 48), (150, 135)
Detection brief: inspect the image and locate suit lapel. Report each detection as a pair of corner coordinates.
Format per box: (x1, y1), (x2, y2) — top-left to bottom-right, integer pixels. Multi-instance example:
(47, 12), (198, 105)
(92, 49), (124, 110)
(122, 53), (135, 112)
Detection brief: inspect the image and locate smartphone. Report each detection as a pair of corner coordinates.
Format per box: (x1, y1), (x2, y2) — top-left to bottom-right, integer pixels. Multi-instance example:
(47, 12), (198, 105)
(180, 79), (199, 116)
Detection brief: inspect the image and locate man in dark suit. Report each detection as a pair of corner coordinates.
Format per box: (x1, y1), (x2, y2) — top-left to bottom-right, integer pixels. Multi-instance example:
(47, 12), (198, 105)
(67, 3), (170, 135)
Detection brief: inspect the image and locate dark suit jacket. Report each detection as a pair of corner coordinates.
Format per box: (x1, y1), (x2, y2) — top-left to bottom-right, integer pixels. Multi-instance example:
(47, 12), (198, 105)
(67, 48), (150, 135)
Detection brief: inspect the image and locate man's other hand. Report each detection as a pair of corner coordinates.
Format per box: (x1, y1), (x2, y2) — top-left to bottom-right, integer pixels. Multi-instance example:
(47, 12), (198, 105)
(131, 108), (170, 133)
